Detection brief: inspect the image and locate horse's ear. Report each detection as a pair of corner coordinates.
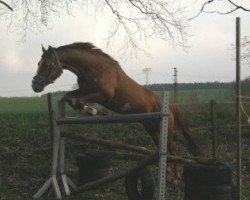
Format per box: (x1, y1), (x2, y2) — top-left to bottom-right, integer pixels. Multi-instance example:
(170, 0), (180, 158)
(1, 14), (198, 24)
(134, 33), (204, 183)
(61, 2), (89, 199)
(48, 45), (55, 50)
(42, 44), (46, 53)
(48, 45), (56, 54)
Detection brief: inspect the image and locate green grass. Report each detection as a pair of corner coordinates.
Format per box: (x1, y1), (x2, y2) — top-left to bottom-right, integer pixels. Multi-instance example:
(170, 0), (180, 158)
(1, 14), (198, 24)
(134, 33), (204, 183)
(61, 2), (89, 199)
(0, 88), (235, 113)
(0, 97), (46, 113)
(169, 88), (235, 103)
(0, 96), (61, 113)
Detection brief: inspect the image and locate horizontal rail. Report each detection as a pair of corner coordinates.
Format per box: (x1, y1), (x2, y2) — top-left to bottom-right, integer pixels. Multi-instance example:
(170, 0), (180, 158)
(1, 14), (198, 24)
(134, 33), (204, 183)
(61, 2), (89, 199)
(57, 112), (162, 125)
(63, 132), (154, 154)
(63, 132), (213, 165)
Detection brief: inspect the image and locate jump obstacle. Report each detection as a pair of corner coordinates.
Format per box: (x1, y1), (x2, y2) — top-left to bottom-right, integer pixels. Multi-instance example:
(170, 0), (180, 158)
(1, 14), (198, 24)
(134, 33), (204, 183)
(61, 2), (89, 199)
(33, 92), (170, 200)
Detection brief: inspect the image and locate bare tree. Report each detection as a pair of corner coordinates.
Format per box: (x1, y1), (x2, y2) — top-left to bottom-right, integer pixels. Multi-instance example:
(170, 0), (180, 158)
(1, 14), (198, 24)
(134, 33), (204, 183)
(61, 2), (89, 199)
(0, 0), (12, 11)
(241, 36), (250, 63)
(0, 0), (250, 54)
(230, 36), (250, 65)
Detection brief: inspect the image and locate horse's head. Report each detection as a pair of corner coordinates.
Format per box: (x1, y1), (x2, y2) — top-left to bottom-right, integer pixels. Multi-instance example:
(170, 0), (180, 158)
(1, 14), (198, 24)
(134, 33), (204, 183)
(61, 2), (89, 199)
(32, 45), (63, 92)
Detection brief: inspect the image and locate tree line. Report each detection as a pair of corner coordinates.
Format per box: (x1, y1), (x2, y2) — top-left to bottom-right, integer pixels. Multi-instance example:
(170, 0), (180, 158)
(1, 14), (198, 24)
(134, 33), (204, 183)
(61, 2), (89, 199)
(147, 81), (234, 91)
(45, 81), (236, 97)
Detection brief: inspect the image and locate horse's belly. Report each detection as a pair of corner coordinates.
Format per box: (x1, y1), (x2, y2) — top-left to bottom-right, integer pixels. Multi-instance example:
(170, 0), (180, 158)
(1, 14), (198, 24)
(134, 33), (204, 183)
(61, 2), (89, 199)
(104, 101), (133, 114)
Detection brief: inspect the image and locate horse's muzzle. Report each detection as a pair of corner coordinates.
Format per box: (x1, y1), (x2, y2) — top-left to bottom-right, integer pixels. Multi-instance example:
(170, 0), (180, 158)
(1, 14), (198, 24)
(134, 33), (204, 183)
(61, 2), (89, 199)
(32, 82), (44, 92)
(32, 76), (45, 92)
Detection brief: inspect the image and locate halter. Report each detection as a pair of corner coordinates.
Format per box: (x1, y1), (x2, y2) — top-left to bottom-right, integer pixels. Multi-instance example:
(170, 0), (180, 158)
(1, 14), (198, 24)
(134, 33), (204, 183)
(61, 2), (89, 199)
(32, 75), (54, 85)
(33, 51), (63, 87)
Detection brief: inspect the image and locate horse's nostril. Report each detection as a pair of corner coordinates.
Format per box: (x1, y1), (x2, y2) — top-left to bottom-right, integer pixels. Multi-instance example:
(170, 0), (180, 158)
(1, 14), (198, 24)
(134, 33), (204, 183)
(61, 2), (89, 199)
(32, 82), (44, 93)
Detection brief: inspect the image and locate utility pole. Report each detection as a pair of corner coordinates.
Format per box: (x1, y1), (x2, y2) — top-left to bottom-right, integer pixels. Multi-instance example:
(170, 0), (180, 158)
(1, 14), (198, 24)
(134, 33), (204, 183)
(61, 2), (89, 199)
(142, 68), (151, 86)
(235, 17), (242, 200)
(173, 67), (178, 102)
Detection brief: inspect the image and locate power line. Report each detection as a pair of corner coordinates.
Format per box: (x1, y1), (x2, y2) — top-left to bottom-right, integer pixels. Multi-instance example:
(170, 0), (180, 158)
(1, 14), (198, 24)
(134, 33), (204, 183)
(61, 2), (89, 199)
(151, 72), (173, 78)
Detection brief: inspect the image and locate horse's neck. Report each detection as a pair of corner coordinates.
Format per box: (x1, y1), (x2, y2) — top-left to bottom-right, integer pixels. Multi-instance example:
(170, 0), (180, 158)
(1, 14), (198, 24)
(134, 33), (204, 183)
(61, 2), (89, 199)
(56, 49), (84, 77)
(64, 65), (81, 76)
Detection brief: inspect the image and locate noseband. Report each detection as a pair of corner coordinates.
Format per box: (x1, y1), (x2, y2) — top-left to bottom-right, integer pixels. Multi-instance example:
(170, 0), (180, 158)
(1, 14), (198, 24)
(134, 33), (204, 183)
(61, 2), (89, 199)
(32, 75), (54, 86)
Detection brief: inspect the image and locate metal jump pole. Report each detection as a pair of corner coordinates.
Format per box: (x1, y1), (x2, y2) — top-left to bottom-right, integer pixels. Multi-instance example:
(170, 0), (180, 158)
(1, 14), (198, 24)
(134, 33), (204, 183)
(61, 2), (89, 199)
(235, 17), (242, 200)
(157, 91), (169, 200)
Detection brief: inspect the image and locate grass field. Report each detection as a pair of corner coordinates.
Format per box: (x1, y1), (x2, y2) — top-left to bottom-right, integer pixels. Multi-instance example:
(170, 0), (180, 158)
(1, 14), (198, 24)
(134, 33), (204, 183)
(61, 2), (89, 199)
(0, 88), (249, 200)
(0, 88), (235, 113)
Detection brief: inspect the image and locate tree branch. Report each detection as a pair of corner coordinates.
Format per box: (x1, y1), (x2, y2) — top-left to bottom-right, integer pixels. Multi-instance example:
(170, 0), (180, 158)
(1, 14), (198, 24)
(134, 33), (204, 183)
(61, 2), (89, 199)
(0, 0), (13, 11)
(1, 0), (250, 55)
(190, 0), (250, 20)
(189, 0), (214, 20)
(227, 0), (250, 12)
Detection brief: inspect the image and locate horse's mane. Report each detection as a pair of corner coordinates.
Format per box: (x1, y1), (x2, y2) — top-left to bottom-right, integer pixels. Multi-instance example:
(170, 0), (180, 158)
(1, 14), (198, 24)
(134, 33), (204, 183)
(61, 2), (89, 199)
(57, 42), (117, 62)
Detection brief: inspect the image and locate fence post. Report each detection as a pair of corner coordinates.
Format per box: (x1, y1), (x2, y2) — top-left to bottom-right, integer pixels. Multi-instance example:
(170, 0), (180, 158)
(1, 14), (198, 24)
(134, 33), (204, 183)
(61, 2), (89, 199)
(173, 67), (178, 103)
(210, 100), (217, 159)
(47, 93), (54, 143)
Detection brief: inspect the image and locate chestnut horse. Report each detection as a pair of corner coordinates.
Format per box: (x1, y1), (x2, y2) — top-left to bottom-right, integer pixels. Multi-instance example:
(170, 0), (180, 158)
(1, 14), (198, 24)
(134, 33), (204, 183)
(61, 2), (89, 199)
(32, 43), (202, 178)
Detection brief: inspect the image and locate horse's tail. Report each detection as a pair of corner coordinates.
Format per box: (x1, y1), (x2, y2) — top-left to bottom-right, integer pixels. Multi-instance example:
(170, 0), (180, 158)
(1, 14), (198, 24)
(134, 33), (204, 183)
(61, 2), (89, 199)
(171, 105), (203, 157)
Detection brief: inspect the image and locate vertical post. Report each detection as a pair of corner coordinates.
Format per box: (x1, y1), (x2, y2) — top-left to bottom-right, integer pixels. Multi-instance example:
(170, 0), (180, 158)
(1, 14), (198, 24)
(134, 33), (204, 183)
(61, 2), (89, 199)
(236, 17), (242, 200)
(173, 67), (178, 103)
(49, 101), (63, 199)
(210, 100), (217, 159)
(47, 93), (54, 143)
(58, 100), (70, 195)
(58, 100), (65, 178)
(158, 91), (169, 200)
(58, 100), (77, 194)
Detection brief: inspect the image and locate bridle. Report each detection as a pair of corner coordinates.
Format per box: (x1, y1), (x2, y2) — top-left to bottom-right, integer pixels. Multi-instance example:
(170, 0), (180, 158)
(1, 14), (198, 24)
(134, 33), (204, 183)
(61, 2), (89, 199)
(32, 57), (63, 87)
(32, 75), (54, 86)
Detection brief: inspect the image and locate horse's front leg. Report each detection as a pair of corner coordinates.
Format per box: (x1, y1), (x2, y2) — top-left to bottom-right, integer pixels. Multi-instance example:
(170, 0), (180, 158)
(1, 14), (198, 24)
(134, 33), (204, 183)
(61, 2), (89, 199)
(72, 92), (108, 110)
(62, 89), (84, 110)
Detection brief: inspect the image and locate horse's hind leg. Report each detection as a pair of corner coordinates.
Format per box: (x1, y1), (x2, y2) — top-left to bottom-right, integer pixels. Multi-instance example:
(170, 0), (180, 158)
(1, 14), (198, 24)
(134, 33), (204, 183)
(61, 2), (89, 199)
(142, 123), (160, 147)
(143, 123), (181, 180)
(167, 129), (181, 180)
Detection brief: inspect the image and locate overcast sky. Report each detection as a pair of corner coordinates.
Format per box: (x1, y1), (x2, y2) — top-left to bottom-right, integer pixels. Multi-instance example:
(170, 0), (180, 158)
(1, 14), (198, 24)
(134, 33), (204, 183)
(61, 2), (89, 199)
(0, 1), (250, 97)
